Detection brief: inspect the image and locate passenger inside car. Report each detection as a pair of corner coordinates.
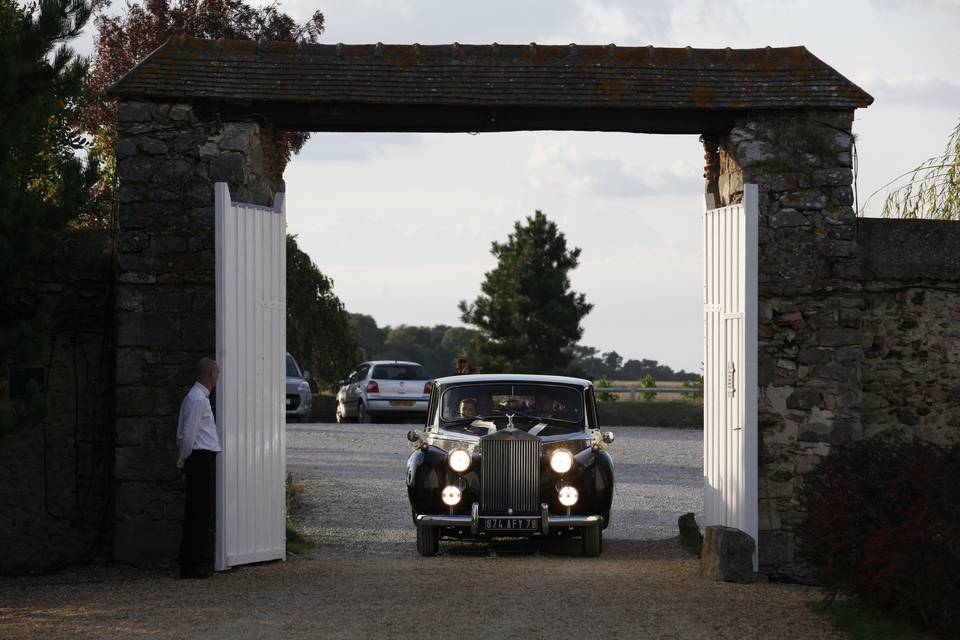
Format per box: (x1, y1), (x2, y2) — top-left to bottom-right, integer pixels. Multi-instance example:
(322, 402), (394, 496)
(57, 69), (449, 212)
(458, 398), (478, 418)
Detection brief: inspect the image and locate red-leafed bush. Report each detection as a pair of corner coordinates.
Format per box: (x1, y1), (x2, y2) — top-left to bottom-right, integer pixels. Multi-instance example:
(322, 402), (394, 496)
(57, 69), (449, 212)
(798, 432), (960, 635)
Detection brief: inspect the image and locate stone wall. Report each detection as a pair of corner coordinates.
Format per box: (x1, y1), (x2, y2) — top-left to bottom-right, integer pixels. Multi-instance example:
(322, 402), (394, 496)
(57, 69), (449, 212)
(0, 231), (114, 575)
(113, 101), (283, 563)
(859, 218), (960, 445)
(712, 110), (862, 579)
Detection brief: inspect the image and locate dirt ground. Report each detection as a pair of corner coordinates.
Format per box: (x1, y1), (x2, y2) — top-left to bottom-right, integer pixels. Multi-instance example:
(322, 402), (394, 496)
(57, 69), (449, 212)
(0, 540), (840, 640)
(0, 424), (839, 639)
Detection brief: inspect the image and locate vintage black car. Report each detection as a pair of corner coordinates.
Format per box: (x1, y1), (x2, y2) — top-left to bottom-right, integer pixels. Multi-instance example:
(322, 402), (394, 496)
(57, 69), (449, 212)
(405, 374), (614, 556)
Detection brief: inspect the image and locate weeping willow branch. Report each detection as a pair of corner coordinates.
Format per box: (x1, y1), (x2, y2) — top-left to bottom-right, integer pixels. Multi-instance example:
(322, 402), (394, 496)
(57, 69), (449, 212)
(864, 119), (960, 220)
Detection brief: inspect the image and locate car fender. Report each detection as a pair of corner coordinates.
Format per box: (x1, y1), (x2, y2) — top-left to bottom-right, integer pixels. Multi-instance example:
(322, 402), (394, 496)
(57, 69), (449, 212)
(569, 447), (615, 528)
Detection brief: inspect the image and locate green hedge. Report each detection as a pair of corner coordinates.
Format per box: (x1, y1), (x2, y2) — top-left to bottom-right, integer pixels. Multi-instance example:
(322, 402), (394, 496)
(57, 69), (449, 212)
(597, 401), (702, 428)
(307, 395), (704, 428)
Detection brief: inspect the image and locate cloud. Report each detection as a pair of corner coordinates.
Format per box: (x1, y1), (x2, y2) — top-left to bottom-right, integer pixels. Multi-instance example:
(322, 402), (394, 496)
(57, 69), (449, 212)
(855, 71), (960, 107)
(296, 133), (422, 162)
(869, 0), (960, 12)
(526, 141), (701, 197)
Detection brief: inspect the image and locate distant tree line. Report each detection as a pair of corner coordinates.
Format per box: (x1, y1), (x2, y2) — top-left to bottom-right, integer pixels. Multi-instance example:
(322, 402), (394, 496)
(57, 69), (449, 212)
(568, 345), (700, 382)
(349, 313), (696, 382)
(349, 314), (478, 378)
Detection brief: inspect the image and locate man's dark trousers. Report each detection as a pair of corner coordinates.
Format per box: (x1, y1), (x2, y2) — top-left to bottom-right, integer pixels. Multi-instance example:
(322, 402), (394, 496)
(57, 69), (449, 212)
(179, 450), (217, 574)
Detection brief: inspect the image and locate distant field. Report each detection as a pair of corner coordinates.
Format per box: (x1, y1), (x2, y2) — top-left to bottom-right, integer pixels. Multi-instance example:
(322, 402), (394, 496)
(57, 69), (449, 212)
(599, 379), (703, 402)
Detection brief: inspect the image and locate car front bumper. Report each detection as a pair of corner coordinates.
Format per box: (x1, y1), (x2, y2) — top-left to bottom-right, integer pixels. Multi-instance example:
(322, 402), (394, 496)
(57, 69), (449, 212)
(286, 392), (312, 419)
(416, 502), (604, 535)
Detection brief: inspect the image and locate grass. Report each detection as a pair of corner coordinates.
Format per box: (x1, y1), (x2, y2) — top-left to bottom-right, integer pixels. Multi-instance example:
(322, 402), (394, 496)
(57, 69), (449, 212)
(285, 517), (315, 555)
(285, 473), (315, 555)
(807, 601), (940, 640)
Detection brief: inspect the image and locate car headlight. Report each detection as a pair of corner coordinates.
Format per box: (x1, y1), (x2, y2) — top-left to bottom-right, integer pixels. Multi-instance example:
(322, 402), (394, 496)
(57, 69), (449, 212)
(441, 485), (462, 506)
(298, 381), (310, 392)
(558, 485), (579, 506)
(448, 448), (471, 473)
(550, 449), (574, 474)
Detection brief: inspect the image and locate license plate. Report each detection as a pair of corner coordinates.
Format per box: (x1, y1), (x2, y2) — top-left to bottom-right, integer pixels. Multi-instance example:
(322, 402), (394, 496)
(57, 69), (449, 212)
(391, 400), (414, 407)
(483, 518), (539, 532)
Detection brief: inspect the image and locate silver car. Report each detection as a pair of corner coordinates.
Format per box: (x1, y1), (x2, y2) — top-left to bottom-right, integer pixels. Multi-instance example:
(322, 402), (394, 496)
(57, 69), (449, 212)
(336, 360), (431, 423)
(286, 353), (312, 423)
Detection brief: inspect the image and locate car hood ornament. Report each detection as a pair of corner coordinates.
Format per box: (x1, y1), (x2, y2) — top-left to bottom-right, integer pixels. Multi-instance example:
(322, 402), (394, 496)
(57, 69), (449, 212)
(505, 413), (516, 430)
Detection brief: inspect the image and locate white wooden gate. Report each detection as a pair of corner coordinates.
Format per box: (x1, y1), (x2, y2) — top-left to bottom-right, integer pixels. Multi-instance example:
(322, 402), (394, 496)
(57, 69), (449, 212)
(703, 183), (759, 569)
(214, 182), (287, 571)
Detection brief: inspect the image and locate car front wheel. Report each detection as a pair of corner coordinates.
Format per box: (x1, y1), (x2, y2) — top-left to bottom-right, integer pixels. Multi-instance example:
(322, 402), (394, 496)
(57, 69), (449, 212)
(581, 525), (602, 557)
(416, 522), (439, 556)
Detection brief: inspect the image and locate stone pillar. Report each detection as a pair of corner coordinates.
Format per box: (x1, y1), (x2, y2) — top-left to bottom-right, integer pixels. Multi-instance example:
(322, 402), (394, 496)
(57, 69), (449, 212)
(113, 100), (284, 563)
(716, 109), (861, 579)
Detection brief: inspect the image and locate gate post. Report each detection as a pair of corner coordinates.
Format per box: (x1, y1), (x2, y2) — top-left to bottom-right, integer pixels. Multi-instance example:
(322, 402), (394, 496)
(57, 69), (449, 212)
(717, 109), (862, 579)
(112, 99), (286, 564)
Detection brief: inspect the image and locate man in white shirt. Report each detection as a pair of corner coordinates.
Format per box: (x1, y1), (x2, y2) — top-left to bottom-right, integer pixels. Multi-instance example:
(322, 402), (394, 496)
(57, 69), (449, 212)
(176, 357), (222, 579)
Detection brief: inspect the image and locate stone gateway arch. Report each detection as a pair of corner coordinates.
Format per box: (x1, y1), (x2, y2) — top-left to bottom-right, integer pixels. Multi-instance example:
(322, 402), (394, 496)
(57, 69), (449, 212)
(107, 36), (942, 579)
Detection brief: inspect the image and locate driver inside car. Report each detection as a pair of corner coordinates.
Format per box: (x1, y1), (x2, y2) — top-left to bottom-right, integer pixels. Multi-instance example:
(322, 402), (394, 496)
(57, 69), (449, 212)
(535, 393), (555, 418)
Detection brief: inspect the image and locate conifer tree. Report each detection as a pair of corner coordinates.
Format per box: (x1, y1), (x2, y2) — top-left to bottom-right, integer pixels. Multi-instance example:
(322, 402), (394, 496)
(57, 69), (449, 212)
(459, 211), (592, 374)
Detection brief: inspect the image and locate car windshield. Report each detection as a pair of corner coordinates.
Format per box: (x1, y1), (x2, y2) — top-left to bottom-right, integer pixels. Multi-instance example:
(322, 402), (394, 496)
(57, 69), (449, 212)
(286, 354), (301, 378)
(440, 383), (585, 435)
(371, 363), (429, 380)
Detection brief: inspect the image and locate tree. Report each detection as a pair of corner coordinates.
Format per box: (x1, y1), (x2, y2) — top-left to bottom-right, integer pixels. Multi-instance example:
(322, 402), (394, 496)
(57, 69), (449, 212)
(1, 0), (100, 271)
(872, 118), (960, 220)
(459, 210), (592, 374)
(639, 373), (657, 402)
(82, 0), (325, 212)
(285, 235), (358, 389)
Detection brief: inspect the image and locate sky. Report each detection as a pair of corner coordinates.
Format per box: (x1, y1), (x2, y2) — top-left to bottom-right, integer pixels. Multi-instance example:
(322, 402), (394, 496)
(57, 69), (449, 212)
(77, 0), (960, 372)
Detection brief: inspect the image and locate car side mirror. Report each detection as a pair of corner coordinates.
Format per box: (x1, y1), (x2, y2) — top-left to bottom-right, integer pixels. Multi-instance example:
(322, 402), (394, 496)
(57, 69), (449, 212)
(303, 370), (311, 381)
(602, 431), (615, 444)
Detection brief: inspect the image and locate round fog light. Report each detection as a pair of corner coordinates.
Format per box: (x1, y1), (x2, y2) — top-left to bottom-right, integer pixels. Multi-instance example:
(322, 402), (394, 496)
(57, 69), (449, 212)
(558, 485), (579, 507)
(441, 485), (462, 506)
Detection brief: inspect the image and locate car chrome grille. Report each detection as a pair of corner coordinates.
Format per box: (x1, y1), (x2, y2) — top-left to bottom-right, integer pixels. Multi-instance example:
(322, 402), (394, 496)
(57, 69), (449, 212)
(480, 433), (540, 515)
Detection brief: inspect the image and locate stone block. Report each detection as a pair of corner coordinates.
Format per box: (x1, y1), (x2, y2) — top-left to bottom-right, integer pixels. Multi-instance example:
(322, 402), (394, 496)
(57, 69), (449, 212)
(769, 209), (809, 228)
(117, 101), (153, 123)
(787, 388), (822, 410)
(817, 328), (861, 347)
(114, 417), (164, 447)
(758, 531), (792, 569)
(115, 446), (176, 482)
(701, 526), (756, 583)
(113, 519), (181, 565)
(116, 347), (145, 385)
(140, 138), (168, 155)
(117, 156), (155, 182)
(780, 190), (828, 210)
(210, 152), (246, 184)
(169, 104), (194, 122)
(115, 481), (163, 519)
(116, 385), (156, 416)
(117, 312), (174, 348)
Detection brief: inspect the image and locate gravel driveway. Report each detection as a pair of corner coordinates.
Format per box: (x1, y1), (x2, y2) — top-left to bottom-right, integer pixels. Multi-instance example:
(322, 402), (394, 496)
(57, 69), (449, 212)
(0, 423), (838, 640)
(286, 423), (705, 552)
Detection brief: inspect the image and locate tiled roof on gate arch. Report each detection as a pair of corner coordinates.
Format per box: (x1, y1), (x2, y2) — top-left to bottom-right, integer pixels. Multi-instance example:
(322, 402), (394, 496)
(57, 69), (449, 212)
(110, 36), (873, 112)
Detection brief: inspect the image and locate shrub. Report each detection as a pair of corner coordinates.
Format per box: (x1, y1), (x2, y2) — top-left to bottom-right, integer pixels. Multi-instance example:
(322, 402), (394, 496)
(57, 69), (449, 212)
(798, 432), (960, 636)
